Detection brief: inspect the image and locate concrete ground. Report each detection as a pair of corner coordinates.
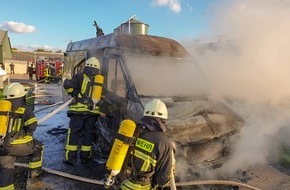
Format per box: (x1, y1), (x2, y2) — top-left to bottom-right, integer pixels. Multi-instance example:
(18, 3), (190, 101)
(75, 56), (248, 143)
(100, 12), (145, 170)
(8, 74), (290, 190)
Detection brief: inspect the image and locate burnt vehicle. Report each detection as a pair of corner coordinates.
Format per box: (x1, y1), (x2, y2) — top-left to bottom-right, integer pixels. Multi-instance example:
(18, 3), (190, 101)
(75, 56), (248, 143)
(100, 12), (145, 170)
(62, 18), (245, 171)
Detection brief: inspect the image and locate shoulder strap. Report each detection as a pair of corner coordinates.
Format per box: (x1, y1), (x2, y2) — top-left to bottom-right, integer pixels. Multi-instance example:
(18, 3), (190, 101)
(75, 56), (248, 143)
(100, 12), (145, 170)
(120, 128), (140, 178)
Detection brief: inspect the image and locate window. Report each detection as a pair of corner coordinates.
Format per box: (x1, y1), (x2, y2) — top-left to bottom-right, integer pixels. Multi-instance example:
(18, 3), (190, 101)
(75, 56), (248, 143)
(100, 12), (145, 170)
(107, 58), (126, 98)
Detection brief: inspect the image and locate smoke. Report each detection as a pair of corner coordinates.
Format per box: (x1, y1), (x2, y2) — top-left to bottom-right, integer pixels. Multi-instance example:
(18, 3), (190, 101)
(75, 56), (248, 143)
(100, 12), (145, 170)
(186, 0), (290, 103)
(182, 0), (290, 174)
(220, 101), (290, 173)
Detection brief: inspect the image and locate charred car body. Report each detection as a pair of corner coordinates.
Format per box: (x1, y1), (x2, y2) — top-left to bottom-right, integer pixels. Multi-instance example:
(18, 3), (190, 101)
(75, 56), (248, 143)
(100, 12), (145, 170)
(62, 18), (245, 171)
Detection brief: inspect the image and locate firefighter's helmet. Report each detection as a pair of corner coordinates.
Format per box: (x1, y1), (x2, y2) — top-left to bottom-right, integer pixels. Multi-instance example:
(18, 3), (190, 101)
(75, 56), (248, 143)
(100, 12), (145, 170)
(143, 99), (168, 119)
(3, 82), (28, 99)
(85, 57), (100, 69)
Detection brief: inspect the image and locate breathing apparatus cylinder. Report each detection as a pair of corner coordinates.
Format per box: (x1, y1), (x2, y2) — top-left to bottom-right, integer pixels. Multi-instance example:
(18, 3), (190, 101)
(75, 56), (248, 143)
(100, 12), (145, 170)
(91, 74), (104, 107)
(105, 119), (136, 188)
(0, 100), (12, 137)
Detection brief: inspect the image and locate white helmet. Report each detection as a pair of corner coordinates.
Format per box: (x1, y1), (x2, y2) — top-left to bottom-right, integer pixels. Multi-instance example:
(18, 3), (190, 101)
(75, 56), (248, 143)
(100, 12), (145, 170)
(3, 83), (27, 99)
(85, 57), (100, 69)
(143, 99), (168, 119)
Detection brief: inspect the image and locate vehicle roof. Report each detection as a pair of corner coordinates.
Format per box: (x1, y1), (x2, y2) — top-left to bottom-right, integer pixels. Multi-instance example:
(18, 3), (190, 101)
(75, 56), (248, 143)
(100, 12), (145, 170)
(66, 32), (191, 58)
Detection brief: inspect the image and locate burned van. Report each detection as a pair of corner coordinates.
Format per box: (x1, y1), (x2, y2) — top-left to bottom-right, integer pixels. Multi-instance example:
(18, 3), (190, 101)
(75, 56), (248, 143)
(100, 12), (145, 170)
(62, 19), (245, 170)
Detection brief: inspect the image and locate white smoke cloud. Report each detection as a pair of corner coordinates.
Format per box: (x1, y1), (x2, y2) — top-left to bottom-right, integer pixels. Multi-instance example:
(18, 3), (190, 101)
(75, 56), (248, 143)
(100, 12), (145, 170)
(182, 0), (290, 175)
(219, 100), (290, 173)
(152, 0), (182, 13)
(0, 21), (36, 33)
(184, 0), (290, 104)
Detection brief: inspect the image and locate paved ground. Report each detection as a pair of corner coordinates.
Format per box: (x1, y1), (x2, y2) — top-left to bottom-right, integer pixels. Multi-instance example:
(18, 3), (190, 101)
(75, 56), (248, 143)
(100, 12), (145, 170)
(9, 74), (108, 190)
(242, 165), (290, 190)
(8, 73), (35, 83)
(9, 74), (290, 190)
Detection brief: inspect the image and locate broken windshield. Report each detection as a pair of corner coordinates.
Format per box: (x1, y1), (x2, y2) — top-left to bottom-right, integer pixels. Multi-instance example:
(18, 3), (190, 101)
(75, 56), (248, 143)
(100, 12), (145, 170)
(124, 54), (208, 97)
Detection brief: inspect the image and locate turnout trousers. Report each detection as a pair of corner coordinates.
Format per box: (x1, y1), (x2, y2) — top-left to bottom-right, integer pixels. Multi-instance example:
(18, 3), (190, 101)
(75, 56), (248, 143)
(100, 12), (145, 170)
(65, 114), (98, 163)
(0, 139), (43, 189)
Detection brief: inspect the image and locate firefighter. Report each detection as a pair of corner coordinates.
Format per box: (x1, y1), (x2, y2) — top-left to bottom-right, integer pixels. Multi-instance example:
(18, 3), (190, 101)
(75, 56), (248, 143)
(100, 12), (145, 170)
(28, 63), (34, 80)
(56, 64), (63, 84)
(44, 63), (52, 83)
(63, 57), (103, 164)
(119, 99), (174, 190)
(0, 83), (44, 190)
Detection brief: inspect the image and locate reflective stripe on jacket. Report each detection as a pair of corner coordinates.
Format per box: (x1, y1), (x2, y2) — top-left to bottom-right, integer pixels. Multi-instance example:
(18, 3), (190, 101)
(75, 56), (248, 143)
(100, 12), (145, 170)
(8, 105), (37, 145)
(120, 180), (152, 190)
(127, 121), (173, 188)
(0, 184), (14, 190)
(10, 135), (33, 145)
(44, 67), (51, 77)
(66, 73), (100, 114)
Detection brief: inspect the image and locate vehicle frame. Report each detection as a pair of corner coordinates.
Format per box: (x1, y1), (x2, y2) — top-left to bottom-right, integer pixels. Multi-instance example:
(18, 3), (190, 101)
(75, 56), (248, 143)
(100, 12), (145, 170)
(62, 20), (245, 172)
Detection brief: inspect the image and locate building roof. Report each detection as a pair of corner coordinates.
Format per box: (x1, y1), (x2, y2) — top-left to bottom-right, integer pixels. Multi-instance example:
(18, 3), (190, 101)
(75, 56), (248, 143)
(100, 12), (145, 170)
(12, 51), (64, 62)
(0, 30), (12, 62)
(1, 30), (64, 64)
(0, 30), (7, 46)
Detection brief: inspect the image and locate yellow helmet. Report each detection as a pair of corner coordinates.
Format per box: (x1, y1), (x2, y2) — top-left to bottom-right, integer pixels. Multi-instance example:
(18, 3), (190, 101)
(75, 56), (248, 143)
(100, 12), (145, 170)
(85, 57), (100, 69)
(143, 99), (168, 119)
(3, 83), (27, 99)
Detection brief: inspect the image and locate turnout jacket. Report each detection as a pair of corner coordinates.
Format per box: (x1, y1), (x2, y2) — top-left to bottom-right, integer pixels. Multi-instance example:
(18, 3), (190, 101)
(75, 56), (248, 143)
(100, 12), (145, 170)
(63, 73), (100, 115)
(1, 98), (37, 148)
(130, 117), (173, 188)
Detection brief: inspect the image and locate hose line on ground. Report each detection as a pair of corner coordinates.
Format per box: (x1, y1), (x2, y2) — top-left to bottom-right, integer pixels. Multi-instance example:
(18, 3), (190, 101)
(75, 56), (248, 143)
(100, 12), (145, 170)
(33, 101), (64, 113)
(15, 162), (261, 190)
(37, 98), (73, 125)
(174, 180), (261, 190)
(15, 162), (104, 185)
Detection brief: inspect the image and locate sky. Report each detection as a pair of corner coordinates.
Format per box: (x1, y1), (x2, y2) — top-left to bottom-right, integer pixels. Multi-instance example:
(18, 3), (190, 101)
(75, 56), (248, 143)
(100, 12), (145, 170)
(0, 0), (215, 52)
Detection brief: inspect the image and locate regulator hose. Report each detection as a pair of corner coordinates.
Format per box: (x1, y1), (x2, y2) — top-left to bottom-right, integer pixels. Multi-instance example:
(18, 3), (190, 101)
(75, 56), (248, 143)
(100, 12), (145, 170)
(14, 162), (261, 190)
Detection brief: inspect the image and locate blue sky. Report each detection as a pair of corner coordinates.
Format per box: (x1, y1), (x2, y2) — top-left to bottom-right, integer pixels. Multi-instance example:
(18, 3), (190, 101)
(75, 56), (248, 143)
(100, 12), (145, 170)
(0, 0), (216, 52)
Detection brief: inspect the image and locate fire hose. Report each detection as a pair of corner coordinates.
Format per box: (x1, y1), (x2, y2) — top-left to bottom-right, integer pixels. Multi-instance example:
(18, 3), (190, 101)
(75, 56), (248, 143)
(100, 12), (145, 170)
(14, 162), (261, 190)
(37, 98), (73, 125)
(15, 162), (104, 185)
(30, 95), (261, 189)
(36, 97), (106, 124)
(33, 101), (64, 113)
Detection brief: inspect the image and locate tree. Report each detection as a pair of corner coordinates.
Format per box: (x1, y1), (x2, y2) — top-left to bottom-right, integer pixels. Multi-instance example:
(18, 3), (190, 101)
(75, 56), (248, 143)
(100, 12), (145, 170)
(35, 49), (46, 52)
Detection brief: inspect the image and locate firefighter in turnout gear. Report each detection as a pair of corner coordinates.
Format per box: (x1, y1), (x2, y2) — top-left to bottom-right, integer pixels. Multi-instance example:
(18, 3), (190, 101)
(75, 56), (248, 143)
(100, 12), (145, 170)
(63, 57), (104, 164)
(119, 99), (174, 190)
(44, 63), (53, 83)
(0, 83), (44, 190)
